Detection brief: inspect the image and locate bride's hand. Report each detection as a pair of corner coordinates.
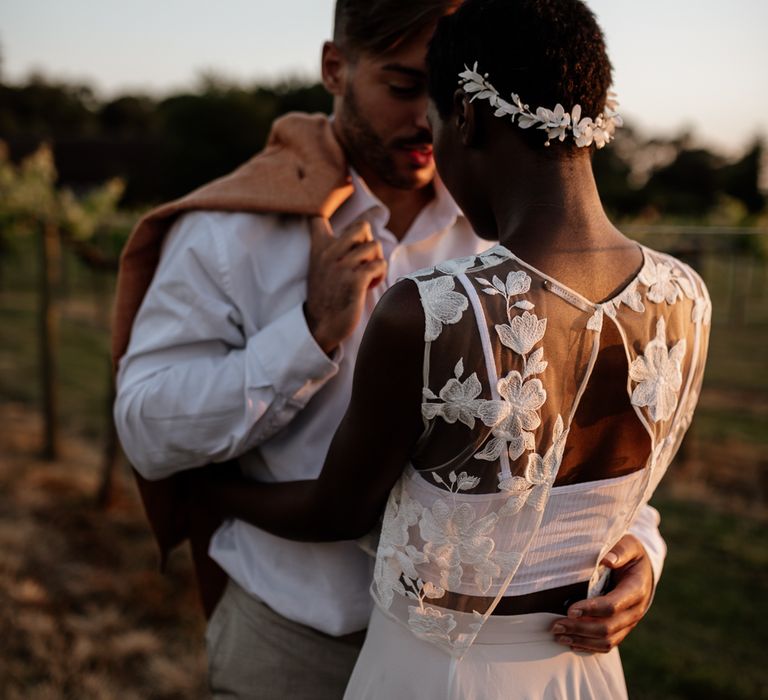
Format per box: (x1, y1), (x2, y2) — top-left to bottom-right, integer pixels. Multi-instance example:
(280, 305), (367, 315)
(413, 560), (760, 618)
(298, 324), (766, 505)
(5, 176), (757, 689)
(550, 534), (653, 653)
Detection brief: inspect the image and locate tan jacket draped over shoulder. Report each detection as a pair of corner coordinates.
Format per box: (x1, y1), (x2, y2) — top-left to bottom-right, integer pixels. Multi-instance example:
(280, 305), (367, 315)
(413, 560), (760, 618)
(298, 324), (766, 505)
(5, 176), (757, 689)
(112, 113), (354, 616)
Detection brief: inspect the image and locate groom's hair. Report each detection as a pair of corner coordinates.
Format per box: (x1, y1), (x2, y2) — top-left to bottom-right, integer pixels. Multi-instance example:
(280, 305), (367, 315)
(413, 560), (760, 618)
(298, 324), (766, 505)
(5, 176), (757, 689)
(427, 0), (613, 152)
(333, 0), (462, 57)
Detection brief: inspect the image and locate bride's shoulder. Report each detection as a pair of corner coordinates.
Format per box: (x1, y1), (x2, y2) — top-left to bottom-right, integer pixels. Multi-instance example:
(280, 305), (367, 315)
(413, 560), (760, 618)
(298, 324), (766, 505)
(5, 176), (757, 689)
(366, 278), (426, 348)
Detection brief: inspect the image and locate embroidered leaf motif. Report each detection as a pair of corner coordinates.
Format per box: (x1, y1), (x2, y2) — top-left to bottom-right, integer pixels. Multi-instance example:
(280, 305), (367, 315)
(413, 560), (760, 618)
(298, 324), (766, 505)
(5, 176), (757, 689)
(587, 308), (604, 332)
(474, 436), (506, 462)
(513, 300), (535, 311)
(523, 348), (548, 379)
(617, 281), (645, 313)
(692, 296), (712, 325)
(498, 475), (529, 493)
(436, 256), (477, 276)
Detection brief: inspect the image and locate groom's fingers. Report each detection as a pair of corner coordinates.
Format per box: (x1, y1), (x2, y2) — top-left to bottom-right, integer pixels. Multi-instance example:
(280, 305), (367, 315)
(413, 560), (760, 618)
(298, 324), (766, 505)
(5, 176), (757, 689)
(551, 601), (644, 653)
(549, 536), (655, 654)
(566, 535), (654, 620)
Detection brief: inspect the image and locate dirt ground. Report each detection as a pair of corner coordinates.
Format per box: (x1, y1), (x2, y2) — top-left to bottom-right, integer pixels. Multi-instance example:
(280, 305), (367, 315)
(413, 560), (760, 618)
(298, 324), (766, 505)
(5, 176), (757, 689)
(0, 403), (208, 699)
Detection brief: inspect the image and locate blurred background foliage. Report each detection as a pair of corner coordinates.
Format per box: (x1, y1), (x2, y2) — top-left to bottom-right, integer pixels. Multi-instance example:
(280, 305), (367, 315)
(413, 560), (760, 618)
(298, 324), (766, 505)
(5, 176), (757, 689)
(0, 73), (764, 218)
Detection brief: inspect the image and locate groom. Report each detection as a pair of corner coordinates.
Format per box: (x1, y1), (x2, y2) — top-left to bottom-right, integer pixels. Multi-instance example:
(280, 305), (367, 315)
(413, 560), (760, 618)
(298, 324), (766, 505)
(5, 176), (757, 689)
(114, 0), (666, 697)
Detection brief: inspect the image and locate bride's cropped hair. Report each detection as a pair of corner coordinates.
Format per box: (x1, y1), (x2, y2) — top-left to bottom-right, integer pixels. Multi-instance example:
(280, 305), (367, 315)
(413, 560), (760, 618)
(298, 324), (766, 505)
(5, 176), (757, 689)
(427, 0), (618, 155)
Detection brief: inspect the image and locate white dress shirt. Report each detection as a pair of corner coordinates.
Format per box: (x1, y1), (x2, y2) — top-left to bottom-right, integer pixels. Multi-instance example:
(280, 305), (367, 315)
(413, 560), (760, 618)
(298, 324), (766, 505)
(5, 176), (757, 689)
(115, 171), (665, 635)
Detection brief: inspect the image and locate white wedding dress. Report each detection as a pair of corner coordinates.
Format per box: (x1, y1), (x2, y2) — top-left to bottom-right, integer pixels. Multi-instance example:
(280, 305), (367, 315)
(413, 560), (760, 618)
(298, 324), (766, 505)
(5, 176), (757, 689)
(344, 243), (710, 699)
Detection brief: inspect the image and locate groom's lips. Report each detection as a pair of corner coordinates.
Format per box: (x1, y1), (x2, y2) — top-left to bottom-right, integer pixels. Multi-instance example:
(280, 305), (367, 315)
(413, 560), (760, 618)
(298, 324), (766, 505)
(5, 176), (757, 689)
(401, 145), (434, 167)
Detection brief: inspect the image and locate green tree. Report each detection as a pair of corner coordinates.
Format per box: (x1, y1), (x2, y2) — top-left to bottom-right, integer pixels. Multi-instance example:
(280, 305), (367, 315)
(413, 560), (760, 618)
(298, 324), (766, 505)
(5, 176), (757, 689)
(717, 140), (766, 215)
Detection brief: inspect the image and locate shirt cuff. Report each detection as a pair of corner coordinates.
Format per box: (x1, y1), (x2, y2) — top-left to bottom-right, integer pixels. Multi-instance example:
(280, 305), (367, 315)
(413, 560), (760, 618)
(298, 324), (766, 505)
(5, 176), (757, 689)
(246, 302), (341, 401)
(627, 505), (667, 609)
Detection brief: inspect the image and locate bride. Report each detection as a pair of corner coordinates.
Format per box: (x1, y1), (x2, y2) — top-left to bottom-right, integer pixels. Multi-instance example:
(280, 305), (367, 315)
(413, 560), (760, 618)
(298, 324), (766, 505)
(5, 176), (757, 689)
(200, 0), (711, 696)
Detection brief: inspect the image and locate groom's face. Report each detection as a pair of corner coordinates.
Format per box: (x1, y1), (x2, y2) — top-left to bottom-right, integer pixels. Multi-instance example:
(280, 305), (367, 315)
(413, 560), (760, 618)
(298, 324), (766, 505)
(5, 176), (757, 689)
(323, 26), (436, 191)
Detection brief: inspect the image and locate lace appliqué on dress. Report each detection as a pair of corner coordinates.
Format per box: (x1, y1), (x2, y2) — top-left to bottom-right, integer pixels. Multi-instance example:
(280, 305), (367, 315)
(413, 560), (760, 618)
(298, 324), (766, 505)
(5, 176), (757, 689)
(629, 316), (687, 422)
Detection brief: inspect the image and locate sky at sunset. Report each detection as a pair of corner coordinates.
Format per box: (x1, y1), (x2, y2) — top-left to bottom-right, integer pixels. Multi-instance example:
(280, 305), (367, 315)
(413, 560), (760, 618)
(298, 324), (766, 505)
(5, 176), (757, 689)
(1, 0), (766, 155)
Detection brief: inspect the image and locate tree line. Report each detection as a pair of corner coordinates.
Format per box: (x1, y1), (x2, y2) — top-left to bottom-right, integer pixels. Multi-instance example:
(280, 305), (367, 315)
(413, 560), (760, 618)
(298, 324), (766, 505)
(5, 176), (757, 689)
(0, 73), (765, 219)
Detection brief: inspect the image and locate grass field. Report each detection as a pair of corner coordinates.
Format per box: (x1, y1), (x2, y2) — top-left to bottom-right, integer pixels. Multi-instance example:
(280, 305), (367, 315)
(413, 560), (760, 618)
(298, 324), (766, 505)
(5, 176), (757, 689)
(1, 231), (767, 698)
(621, 495), (768, 699)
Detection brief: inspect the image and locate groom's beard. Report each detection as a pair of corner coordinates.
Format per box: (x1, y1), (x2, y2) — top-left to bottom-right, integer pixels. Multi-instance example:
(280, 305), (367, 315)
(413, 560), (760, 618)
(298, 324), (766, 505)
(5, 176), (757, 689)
(339, 84), (435, 191)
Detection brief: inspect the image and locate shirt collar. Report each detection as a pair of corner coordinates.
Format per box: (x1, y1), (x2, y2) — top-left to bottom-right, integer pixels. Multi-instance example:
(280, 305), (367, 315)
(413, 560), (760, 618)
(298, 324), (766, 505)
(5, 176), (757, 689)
(330, 168), (388, 236)
(330, 167), (464, 247)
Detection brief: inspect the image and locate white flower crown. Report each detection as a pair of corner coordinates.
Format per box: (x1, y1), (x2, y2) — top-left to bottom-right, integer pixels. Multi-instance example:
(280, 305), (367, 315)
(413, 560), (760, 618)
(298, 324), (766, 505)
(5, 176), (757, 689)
(458, 62), (623, 149)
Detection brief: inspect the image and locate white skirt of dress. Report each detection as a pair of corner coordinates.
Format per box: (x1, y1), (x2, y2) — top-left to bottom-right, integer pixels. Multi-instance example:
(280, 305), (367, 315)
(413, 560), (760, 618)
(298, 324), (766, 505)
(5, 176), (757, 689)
(344, 606), (628, 700)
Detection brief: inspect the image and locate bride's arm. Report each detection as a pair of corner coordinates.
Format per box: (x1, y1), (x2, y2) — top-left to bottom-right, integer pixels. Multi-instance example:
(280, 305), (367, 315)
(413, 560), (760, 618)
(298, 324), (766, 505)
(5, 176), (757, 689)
(200, 280), (425, 541)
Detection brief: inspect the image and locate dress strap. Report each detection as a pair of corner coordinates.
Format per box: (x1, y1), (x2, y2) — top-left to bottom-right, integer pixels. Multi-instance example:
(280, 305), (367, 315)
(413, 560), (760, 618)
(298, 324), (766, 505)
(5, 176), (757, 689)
(457, 273), (512, 480)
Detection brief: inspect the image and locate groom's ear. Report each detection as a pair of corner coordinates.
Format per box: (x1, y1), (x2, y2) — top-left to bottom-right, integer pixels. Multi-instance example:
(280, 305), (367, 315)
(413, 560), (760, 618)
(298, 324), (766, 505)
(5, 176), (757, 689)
(453, 89), (480, 148)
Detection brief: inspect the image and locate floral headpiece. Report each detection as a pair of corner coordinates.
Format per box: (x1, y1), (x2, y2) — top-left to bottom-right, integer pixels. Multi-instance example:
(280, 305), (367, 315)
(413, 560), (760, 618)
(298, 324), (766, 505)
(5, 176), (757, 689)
(458, 62), (623, 149)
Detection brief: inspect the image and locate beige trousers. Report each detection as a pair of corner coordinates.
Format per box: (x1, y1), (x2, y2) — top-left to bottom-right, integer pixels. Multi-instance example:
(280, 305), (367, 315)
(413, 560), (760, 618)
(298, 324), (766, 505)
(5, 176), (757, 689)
(205, 580), (366, 700)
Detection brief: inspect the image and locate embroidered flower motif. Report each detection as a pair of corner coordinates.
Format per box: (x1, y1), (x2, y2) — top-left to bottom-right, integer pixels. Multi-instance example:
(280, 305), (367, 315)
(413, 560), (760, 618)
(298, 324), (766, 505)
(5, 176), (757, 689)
(639, 260), (695, 305)
(414, 276), (469, 341)
(422, 359), (507, 429)
(374, 483), (427, 608)
(478, 270), (544, 356)
(475, 371), (546, 463)
(473, 549), (524, 593)
(407, 605), (457, 643)
(496, 311), (547, 356)
(497, 415), (567, 515)
(497, 474), (530, 516)
(629, 317), (687, 422)
(523, 416), (567, 511)
(419, 499), (498, 591)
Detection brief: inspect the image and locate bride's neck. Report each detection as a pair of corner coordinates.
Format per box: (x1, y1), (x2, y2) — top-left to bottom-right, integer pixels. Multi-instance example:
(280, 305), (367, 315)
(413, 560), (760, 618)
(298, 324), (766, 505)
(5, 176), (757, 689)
(491, 153), (618, 258)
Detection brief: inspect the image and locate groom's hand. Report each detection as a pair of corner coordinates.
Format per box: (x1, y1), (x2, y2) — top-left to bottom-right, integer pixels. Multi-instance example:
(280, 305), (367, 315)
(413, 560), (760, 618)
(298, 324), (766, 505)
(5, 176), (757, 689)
(305, 217), (387, 355)
(550, 534), (654, 653)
